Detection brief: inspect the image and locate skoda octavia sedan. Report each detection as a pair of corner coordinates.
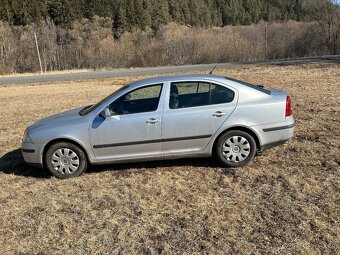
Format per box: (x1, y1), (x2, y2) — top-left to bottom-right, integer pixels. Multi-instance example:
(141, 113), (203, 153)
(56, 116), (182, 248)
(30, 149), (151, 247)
(22, 74), (294, 178)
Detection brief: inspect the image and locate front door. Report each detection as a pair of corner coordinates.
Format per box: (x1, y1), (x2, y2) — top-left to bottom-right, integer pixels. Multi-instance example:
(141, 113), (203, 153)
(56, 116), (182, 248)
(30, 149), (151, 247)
(90, 84), (164, 161)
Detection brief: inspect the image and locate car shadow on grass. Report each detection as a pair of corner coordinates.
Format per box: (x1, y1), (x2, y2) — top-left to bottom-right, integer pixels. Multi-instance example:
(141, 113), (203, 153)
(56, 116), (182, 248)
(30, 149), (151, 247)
(0, 149), (50, 178)
(0, 148), (224, 179)
(88, 157), (222, 175)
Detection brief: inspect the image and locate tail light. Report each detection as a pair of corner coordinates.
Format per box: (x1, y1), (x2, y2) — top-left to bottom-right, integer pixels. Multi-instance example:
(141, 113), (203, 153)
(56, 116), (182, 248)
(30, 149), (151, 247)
(285, 95), (293, 117)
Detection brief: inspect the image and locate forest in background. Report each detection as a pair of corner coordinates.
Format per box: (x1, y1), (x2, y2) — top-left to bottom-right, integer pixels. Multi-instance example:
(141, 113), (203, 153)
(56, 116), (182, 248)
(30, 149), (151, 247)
(0, 0), (339, 74)
(0, 0), (309, 32)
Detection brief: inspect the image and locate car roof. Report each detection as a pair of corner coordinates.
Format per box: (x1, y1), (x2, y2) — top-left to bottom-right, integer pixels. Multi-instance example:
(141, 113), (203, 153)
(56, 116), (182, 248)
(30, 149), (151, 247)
(128, 74), (271, 96)
(130, 74), (230, 87)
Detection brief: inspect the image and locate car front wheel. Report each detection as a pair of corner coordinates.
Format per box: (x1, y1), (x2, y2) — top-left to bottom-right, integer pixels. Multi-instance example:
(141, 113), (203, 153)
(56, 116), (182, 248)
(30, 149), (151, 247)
(216, 130), (256, 167)
(45, 142), (87, 179)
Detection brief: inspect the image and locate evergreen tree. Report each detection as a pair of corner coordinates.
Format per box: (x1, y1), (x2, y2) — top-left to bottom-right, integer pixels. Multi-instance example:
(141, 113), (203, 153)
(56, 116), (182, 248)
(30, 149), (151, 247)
(168, 0), (183, 24)
(112, 0), (127, 39)
(134, 0), (150, 29)
(188, 0), (200, 26)
(150, 0), (170, 30)
(0, 0), (327, 29)
(125, 0), (135, 30)
(81, 0), (95, 19)
(141, 0), (152, 28)
(47, 0), (82, 27)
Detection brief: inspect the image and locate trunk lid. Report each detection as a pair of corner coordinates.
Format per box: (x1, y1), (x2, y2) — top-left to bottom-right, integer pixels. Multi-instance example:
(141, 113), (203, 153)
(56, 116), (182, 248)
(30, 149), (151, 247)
(266, 88), (288, 95)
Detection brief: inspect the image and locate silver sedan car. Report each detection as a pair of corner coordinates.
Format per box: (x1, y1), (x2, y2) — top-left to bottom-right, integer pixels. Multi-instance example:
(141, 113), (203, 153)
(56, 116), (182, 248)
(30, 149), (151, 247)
(22, 74), (294, 178)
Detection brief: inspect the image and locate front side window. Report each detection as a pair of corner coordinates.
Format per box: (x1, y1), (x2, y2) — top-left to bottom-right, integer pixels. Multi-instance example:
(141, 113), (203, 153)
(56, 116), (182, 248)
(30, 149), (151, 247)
(169, 82), (234, 109)
(109, 84), (163, 115)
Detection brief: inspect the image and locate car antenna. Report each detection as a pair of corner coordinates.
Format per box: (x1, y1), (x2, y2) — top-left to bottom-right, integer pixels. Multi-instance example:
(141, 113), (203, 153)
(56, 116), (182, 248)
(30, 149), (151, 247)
(209, 64), (218, 74)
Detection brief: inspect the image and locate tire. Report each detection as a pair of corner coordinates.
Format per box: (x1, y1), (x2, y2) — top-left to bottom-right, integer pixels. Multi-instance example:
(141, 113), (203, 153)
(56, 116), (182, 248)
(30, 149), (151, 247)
(44, 142), (88, 179)
(215, 130), (256, 168)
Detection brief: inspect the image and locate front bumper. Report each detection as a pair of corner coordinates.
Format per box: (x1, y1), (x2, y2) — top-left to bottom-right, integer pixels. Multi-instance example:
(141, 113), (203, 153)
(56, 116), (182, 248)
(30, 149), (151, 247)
(21, 142), (44, 168)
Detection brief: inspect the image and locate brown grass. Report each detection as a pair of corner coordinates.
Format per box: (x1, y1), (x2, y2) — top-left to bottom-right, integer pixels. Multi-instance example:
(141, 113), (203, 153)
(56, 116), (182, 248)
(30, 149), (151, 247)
(0, 69), (92, 78)
(0, 63), (339, 254)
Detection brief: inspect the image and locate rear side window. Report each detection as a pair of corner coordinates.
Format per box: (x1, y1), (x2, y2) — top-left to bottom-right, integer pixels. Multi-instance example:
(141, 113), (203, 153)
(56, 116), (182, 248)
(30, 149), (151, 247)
(169, 82), (234, 109)
(211, 84), (235, 105)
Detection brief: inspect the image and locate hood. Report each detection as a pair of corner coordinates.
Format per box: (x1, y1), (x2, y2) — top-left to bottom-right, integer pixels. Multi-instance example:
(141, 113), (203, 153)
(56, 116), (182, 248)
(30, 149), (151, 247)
(30, 106), (84, 129)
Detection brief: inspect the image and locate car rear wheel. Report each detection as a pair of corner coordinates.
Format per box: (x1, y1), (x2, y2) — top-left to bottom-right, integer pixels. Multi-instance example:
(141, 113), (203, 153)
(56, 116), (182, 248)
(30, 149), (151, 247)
(216, 130), (256, 167)
(45, 142), (87, 179)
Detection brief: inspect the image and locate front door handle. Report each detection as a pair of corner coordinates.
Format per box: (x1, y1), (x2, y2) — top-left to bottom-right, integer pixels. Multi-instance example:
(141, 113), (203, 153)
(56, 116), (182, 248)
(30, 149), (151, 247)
(212, 111), (227, 117)
(146, 118), (159, 124)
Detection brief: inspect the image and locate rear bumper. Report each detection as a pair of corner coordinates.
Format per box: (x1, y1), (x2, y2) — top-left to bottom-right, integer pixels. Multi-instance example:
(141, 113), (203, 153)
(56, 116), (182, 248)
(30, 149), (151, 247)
(260, 140), (289, 151)
(253, 118), (295, 151)
(21, 142), (44, 168)
(262, 123), (295, 133)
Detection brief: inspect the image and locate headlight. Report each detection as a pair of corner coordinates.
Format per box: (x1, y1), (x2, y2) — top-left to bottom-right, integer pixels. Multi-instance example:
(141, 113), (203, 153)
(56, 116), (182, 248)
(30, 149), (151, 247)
(23, 129), (32, 143)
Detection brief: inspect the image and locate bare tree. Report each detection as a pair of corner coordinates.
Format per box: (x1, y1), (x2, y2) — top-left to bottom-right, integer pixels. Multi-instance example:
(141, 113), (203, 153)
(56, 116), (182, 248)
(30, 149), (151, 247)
(303, 0), (340, 54)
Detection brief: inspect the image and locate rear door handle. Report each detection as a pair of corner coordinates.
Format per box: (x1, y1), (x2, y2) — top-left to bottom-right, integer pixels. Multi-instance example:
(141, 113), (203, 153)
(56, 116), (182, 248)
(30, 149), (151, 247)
(146, 118), (159, 124)
(212, 111), (227, 117)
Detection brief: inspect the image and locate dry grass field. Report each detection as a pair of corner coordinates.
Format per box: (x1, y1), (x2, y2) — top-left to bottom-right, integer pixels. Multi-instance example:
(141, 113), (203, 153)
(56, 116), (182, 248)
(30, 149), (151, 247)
(0, 63), (339, 254)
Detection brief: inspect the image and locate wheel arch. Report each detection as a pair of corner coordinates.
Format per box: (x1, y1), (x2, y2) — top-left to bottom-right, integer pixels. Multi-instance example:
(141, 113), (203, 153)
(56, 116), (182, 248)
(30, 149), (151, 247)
(212, 126), (261, 155)
(42, 138), (91, 166)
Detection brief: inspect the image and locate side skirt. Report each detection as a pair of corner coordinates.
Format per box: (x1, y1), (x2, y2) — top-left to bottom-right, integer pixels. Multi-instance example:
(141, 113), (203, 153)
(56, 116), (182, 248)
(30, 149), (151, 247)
(91, 151), (211, 165)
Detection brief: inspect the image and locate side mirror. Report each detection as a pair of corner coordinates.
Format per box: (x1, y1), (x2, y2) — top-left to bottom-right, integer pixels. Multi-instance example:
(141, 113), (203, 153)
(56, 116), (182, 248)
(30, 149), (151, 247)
(100, 108), (112, 118)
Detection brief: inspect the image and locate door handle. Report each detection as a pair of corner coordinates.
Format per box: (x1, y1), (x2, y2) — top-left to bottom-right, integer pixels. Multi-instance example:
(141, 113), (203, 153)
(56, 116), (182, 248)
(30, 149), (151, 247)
(146, 118), (159, 124)
(212, 111), (227, 117)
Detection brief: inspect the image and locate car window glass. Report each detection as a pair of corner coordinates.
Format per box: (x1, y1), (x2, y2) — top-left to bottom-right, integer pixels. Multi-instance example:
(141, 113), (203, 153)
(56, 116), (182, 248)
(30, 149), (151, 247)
(211, 84), (235, 105)
(198, 82), (210, 93)
(109, 84), (162, 115)
(128, 85), (162, 100)
(177, 82), (198, 95)
(170, 82), (234, 109)
(170, 82), (210, 109)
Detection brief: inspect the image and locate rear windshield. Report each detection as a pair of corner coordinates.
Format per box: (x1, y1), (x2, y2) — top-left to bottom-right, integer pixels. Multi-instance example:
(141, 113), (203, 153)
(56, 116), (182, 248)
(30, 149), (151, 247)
(224, 77), (271, 95)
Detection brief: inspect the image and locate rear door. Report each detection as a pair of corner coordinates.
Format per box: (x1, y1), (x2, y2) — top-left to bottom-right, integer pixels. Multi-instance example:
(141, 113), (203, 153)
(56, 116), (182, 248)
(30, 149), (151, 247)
(162, 81), (238, 154)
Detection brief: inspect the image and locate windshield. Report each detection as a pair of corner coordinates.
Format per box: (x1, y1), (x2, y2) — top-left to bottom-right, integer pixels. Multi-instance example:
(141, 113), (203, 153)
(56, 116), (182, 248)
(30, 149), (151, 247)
(79, 85), (130, 116)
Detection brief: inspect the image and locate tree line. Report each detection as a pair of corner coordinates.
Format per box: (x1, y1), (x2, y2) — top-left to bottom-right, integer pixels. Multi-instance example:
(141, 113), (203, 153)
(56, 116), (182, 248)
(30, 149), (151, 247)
(0, 0), (338, 74)
(0, 0), (308, 36)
